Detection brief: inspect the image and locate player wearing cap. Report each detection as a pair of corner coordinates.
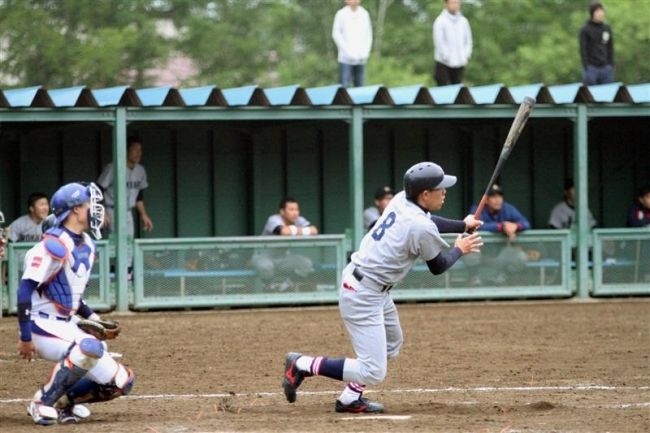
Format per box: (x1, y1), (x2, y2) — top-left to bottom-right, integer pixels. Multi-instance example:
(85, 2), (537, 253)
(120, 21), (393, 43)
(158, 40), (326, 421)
(363, 186), (394, 231)
(470, 184), (530, 241)
(282, 162), (483, 413)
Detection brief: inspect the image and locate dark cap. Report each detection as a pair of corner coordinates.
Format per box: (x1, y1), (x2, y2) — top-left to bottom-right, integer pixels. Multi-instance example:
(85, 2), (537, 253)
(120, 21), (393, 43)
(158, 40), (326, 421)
(487, 184), (504, 196)
(374, 186), (394, 200)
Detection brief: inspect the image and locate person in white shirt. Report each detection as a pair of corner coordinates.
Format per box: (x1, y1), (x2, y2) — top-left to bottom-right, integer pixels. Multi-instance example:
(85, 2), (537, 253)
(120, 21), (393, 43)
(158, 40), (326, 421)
(432, 0), (472, 85)
(332, 0), (373, 88)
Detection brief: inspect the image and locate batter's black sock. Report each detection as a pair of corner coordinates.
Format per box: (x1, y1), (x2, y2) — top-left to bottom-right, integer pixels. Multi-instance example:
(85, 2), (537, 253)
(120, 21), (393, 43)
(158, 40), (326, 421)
(310, 356), (345, 381)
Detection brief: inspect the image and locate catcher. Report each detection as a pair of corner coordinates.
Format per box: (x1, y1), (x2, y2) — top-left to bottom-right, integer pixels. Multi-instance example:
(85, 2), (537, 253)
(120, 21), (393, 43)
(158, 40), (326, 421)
(16, 182), (134, 425)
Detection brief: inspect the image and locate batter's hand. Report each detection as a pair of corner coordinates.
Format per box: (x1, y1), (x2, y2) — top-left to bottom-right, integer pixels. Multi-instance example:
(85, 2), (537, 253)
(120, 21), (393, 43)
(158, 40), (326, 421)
(454, 232), (483, 255)
(17, 340), (36, 361)
(463, 215), (483, 233)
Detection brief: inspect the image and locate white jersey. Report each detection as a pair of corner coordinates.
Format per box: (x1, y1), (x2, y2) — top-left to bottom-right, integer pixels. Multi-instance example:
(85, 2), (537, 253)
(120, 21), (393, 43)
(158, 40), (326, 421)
(351, 191), (448, 286)
(22, 227), (96, 319)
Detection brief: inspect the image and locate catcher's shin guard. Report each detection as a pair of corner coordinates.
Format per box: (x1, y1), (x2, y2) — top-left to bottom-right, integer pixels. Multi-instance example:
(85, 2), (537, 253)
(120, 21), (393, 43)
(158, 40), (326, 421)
(59, 364), (135, 406)
(39, 358), (89, 407)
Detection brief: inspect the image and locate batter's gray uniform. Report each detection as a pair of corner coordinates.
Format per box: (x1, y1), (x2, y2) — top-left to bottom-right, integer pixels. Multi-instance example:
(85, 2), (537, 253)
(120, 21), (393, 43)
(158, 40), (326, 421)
(254, 214), (315, 282)
(341, 191), (447, 385)
(7, 215), (43, 243)
(96, 162), (149, 238)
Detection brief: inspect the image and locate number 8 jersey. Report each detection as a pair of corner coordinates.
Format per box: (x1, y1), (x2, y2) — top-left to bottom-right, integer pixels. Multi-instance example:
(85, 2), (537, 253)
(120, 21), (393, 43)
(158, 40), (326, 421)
(351, 191), (448, 287)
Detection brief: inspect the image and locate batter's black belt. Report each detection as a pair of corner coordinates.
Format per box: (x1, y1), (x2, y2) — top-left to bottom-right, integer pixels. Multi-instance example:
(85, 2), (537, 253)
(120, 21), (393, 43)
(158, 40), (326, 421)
(352, 267), (393, 292)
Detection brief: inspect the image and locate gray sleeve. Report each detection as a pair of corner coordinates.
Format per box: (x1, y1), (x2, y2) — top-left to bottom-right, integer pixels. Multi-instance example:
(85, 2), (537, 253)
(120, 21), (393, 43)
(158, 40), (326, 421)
(548, 203), (566, 229)
(7, 219), (19, 242)
(412, 222), (448, 262)
(97, 163), (113, 189)
(363, 208), (379, 229)
(588, 210), (597, 229)
(296, 216), (311, 228)
(140, 165), (149, 190)
(262, 214), (284, 235)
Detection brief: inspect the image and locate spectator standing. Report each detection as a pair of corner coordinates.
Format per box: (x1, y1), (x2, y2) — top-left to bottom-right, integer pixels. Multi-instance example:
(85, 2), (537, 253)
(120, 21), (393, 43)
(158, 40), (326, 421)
(627, 184), (650, 227)
(548, 179), (597, 229)
(97, 137), (154, 238)
(364, 186), (394, 231)
(332, 0), (373, 88)
(432, 0), (472, 86)
(7, 193), (49, 243)
(470, 184), (530, 241)
(580, 2), (614, 85)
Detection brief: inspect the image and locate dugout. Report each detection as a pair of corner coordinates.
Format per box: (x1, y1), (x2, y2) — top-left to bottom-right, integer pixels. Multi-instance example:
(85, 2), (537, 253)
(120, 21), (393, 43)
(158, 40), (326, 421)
(0, 82), (649, 310)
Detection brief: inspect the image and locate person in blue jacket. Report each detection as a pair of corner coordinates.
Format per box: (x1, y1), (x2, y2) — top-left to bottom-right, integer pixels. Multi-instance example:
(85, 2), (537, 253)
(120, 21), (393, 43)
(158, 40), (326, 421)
(470, 184), (530, 241)
(465, 184), (530, 285)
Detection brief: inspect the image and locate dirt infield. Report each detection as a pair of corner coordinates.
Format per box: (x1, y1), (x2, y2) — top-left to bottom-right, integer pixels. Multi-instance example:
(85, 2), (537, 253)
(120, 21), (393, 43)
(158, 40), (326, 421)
(1, 300), (649, 433)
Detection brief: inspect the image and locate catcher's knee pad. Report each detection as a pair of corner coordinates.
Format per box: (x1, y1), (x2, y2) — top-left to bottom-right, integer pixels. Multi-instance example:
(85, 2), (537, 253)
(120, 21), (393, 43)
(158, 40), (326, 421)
(114, 364), (135, 396)
(68, 339), (103, 370)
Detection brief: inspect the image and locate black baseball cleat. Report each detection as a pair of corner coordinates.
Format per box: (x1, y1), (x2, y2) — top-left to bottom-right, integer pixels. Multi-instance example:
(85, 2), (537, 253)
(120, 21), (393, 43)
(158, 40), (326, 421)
(282, 352), (306, 403)
(335, 397), (384, 413)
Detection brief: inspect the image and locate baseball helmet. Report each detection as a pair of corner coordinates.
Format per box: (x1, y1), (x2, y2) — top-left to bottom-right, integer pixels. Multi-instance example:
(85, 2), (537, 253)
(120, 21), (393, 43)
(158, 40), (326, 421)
(51, 182), (105, 239)
(403, 162), (457, 201)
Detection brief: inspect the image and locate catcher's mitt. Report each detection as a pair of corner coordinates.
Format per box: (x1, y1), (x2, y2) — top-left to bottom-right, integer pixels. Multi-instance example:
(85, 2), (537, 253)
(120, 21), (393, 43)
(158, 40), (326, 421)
(77, 319), (121, 340)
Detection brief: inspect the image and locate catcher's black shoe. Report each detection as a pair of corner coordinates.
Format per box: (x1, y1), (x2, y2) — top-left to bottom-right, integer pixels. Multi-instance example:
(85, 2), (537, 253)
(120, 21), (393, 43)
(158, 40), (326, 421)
(335, 397), (384, 413)
(282, 352), (306, 403)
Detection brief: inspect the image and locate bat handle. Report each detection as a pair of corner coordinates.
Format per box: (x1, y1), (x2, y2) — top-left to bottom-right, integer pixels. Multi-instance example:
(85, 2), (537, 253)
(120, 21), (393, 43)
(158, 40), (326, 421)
(473, 195), (488, 220)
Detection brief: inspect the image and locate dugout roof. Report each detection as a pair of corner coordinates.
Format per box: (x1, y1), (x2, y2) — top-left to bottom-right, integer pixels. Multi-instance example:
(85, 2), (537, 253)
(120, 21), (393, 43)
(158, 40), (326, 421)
(0, 82), (649, 108)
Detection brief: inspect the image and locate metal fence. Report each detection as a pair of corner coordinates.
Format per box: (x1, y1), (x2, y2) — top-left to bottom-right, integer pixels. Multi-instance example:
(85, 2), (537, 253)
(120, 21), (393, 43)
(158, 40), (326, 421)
(3, 241), (113, 314)
(2, 229), (648, 314)
(394, 230), (573, 301)
(132, 235), (348, 309)
(592, 228), (650, 296)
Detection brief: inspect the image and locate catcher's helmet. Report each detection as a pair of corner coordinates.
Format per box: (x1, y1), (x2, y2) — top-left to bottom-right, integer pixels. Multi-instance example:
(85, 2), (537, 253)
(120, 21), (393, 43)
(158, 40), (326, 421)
(51, 182), (104, 239)
(403, 162), (457, 201)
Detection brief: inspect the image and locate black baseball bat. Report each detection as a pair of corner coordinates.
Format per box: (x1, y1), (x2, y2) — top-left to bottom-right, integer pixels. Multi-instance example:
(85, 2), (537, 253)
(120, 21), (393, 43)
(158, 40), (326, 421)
(473, 96), (535, 219)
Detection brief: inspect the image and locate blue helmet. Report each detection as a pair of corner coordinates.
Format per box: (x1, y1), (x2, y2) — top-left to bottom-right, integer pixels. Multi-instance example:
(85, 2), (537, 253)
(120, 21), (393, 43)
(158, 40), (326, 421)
(51, 182), (105, 239)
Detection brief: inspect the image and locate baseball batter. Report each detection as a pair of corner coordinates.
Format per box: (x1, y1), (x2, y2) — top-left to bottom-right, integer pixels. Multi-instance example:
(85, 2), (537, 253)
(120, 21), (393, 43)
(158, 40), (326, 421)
(17, 182), (134, 425)
(282, 162), (483, 413)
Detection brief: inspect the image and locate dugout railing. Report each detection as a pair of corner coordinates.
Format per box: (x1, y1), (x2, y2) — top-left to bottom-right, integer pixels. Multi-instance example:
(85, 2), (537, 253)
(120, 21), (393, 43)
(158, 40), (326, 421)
(2, 229), (649, 314)
(131, 235), (348, 309)
(592, 228), (650, 296)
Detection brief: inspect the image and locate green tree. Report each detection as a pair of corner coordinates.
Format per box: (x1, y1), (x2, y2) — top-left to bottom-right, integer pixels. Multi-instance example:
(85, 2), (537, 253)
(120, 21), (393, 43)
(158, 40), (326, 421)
(0, 0), (170, 88)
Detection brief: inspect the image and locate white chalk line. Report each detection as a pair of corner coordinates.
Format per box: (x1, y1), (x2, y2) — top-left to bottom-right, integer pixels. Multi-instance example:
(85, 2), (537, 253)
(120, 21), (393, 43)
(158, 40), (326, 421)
(1, 384), (649, 405)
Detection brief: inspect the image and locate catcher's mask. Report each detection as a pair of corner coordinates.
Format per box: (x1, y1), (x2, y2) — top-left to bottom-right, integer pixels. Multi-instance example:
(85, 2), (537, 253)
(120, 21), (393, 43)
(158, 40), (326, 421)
(51, 182), (105, 240)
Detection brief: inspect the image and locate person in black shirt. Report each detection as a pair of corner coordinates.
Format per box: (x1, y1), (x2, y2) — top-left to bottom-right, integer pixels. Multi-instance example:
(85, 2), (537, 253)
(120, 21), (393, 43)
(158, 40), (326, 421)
(579, 2), (614, 85)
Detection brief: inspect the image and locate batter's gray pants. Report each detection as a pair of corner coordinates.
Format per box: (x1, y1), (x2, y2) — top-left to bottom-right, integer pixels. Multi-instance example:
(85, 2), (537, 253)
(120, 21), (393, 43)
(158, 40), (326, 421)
(339, 263), (403, 386)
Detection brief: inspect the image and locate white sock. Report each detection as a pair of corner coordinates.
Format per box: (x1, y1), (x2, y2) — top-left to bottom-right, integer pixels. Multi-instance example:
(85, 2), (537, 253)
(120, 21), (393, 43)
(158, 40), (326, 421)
(337, 382), (364, 405)
(295, 355), (314, 372)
